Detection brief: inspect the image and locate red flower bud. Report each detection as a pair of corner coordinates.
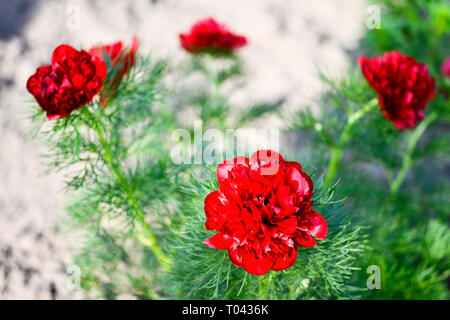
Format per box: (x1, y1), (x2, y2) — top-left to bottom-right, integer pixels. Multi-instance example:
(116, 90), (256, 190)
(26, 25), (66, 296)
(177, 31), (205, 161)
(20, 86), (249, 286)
(89, 37), (139, 105)
(204, 150), (327, 275)
(358, 51), (435, 129)
(27, 44), (107, 120)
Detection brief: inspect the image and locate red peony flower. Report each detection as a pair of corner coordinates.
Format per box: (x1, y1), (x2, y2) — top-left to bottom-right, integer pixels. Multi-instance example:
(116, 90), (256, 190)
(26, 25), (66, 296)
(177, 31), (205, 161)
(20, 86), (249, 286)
(27, 44), (107, 120)
(358, 51), (435, 129)
(180, 18), (247, 54)
(89, 37), (138, 104)
(204, 150), (328, 275)
(441, 58), (450, 79)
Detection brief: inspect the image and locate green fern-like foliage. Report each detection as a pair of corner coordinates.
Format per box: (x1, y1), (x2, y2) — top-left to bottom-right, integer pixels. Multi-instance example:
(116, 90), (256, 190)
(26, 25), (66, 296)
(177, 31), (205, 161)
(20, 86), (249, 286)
(165, 169), (366, 299)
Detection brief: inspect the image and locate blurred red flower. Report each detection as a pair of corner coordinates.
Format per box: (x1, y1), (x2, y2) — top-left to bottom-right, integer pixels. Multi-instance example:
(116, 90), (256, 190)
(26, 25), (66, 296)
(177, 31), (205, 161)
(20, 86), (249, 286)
(358, 51), (435, 129)
(89, 37), (138, 105)
(180, 18), (247, 54)
(441, 58), (450, 78)
(27, 44), (107, 120)
(204, 150), (327, 275)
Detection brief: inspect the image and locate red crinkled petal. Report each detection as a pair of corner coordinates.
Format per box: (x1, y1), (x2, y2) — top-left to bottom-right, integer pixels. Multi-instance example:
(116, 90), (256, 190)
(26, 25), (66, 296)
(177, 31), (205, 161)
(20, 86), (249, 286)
(302, 210), (328, 240)
(250, 150), (284, 176)
(91, 54), (107, 82)
(204, 190), (226, 230)
(296, 231), (317, 248)
(26, 65), (52, 98)
(272, 247), (298, 271)
(89, 37), (137, 107)
(228, 246), (243, 268)
(230, 35), (247, 48)
(285, 165), (312, 197)
(217, 156), (249, 184)
(46, 113), (63, 120)
(130, 36), (139, 52)
(276, 182), (294, 209)
(250, 149), (283, 168)
(107, 41), (124, 61)
(204, 233), (234, 250)
(51, 44), (77, 68)
(179, 34), (191, 51)
(241, 252), (274, 276)
(217, 161), (234, 183)
(272, 217), (297, 236)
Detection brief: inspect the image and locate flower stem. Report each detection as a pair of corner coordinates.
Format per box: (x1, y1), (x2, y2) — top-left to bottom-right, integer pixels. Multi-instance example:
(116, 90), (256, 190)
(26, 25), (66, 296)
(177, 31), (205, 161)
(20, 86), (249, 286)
(390, 112), (437, 196)
(258, 272), (274, 299)
(325, 97), (378, 185)
(88, 111), (171, 271)
(206, 61), (225, 127)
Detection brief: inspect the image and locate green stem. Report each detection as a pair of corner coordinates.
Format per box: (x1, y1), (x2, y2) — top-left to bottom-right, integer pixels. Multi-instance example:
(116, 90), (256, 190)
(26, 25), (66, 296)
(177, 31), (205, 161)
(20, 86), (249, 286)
(325, 98), (378, 185)
(258, 272), (273, 299)
(89, 111), (171, 271)
(200, 56), (233, 130)
(390, 112), (438, 196)
(207, 67), (223, 123)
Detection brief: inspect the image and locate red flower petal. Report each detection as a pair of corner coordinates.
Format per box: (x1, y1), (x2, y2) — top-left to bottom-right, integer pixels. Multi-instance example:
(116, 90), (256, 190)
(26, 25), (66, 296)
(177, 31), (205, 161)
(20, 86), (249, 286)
(26, 65), (52, 99)
(204, 190), (226, 230)
(250, 149), (283, 176)
(51, 44), (77, 68)
(88, 37), (137, 105)
(302, 210), (328, 240)
(46, 113), (64, 120)
(276, 182), (295, 209)
(217, 156), (249, 184)
(241, 252), (274, 276)
(228, 246), (243, 268)
(286, 165), (312, 197)
(272, 247), (298, 271)
(273, 217), (298, 235)
(217, 161), (234, 183)
(91, 54), (107, 82)
(204, 233), (234, 250)
(296, 231), (317, 248)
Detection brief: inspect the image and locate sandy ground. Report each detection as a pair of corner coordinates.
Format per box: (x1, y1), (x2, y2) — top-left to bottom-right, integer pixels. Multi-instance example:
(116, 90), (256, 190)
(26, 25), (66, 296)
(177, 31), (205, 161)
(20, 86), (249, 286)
(0, 0), (367, 299)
